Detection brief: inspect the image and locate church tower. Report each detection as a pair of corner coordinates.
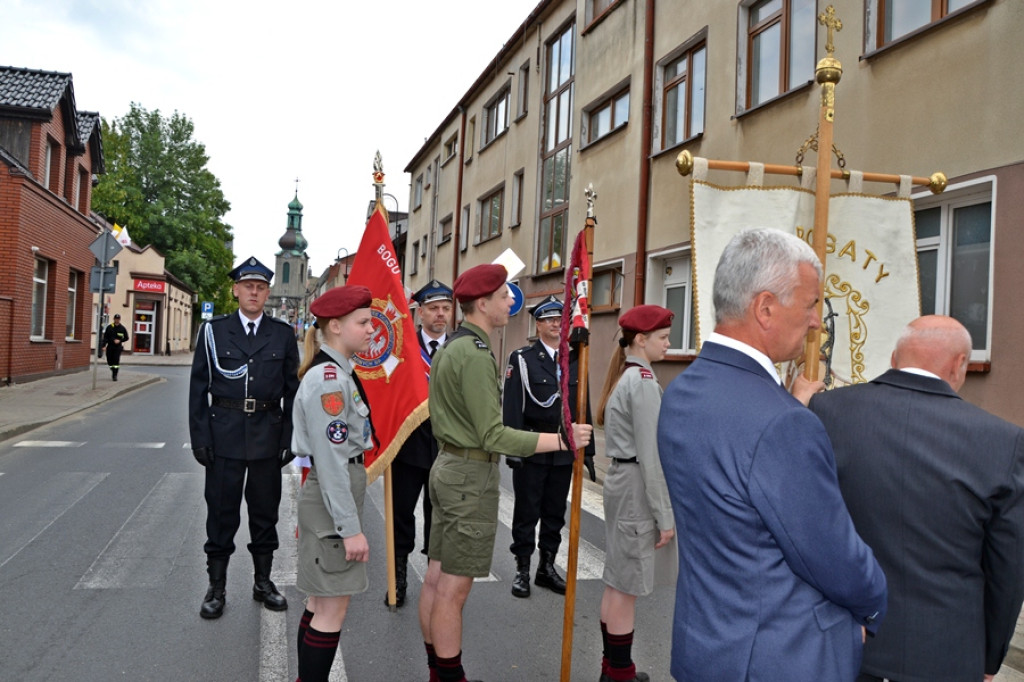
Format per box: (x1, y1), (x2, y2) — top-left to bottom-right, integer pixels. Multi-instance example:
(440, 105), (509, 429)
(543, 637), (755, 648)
(269, 190), (309, 320)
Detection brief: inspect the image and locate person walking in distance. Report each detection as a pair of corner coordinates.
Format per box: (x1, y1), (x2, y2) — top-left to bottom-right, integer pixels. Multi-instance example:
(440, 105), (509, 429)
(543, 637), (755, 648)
(292, 285), (376, 682)
(187, 256), (300, 620)
(503, 295), (595, 599)
(101, 313), (129, 381)
(388, 279), (453, 608)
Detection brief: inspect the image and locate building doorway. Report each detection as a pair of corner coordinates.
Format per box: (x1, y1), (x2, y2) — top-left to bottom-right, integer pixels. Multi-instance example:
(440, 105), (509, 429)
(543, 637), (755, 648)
(133, 301), (158, 354)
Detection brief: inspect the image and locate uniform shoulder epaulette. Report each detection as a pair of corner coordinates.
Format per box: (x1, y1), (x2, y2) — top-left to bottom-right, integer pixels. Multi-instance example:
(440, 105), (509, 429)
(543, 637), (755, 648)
(473, 339), (488, 350)
(265, 316), (291, 326)
(207, 313), (232, 323)
(638, 367), (655, 380)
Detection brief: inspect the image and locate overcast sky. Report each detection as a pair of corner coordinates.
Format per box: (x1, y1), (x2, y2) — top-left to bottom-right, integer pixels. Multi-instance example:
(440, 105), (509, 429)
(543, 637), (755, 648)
(1, 0), (541, 277)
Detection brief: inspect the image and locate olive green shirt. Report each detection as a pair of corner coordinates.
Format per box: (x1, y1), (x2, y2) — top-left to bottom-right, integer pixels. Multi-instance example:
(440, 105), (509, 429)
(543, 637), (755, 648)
(429, 321), (540, 456)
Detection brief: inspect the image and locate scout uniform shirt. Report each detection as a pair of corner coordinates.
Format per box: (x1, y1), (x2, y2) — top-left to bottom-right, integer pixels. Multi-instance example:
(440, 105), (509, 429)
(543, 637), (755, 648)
(292, 345), (373, 537)
(430, 321), (538, 457)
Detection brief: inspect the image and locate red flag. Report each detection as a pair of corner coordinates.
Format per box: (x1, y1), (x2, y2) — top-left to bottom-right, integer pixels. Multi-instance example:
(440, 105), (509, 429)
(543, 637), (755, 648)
(558, 228), (591, 453)
(347, 204), (429, 482)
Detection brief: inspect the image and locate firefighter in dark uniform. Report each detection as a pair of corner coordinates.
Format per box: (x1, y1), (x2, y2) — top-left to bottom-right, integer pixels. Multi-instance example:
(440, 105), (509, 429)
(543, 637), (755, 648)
(101, 313), (129, 381)
(503, 295), (596, 598)
(387, 279), (453, 608)
(187, 256), (300, 620)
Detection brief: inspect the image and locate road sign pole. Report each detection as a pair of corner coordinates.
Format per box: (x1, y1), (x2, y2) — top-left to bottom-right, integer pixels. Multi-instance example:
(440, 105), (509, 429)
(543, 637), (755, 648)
(92, 265), (104, 390)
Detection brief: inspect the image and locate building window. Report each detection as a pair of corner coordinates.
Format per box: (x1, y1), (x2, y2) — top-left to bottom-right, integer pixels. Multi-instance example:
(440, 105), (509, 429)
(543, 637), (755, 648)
(586, 88), (629, 144)
(516, 61), (530, 119)
(66, 270), (78, 339)
(873, 0), (980, 48)
(661, 40), (707, 149)
(510, 169), (525, 228)
(32, 257), (48, 339)
(425, 164), (432, 189)
(443, 134), (459, 163)
(45, 140), (60, 191)
(439, 214), (453, 244)
(648, 251), (696, 352)
(77, 168), (90, 213)
(283, 261), (290, 284)
(484, 85), (511, 146)
(479, 188), (504, 242)
(742, 0), (816, 110)
(466, 117), (476, 162)
(460, 205), (470, 252)
(538, 21), (575, 273)
(414, 174), (424, 209)
(591, 263), (623, 312)
(421, 235), (428, 258)
(410, 241), (419, 275)
(914, 177), (993, 359)
(586, 0), (619, 25)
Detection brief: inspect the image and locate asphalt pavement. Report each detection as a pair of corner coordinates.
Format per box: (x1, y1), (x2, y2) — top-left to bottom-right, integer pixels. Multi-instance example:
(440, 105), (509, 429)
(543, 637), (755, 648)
(2, 352), (1024, 680)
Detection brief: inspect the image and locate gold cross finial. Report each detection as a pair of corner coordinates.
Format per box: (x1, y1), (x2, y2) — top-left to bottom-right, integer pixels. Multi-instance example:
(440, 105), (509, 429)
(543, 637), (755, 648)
(818, 5), (843, 58)
(294, 176), (300, 193)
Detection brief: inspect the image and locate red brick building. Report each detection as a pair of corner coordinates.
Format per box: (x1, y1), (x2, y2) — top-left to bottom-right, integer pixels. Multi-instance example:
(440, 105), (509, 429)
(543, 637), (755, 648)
(0, 66), (105, 383)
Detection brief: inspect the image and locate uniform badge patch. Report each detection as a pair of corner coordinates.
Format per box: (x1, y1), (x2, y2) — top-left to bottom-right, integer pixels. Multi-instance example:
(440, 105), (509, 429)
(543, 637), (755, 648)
(352, 389), (362, 405)
(639, 368), (655, 380)
(323, 364), (337, 381)
(321, 391), (344, 416)
(505, 364), (513, 379)
(326, 420), (349, 444)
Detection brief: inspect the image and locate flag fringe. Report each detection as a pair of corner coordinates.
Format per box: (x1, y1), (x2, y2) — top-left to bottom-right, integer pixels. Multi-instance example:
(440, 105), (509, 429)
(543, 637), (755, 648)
(364, 399), (429, 484)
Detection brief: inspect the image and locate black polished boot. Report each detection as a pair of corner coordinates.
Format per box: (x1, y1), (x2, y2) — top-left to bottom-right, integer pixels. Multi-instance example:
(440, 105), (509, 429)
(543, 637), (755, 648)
(111, 367), (118, 381)
(200, 557), (228, 619)
(511, 555), (531, 598)
(383, 556), (408, 608)
(252, 554), (288, 611)
(535, 549), (567, 594)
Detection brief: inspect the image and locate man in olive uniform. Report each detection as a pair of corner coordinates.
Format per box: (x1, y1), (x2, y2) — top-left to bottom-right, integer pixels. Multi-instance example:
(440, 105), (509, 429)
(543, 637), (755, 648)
(188, 256), (300, 620)
(417, 263), (593, 682)
(388, 279), (453, 608)
(101, 314), (129, 381)
(503, 295), (595, 598)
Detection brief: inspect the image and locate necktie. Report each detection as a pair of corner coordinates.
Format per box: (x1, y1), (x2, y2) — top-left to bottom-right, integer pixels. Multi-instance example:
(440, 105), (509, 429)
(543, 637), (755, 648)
(553, 351), (558, 366)
(429, 340), (439, 357)
(247, 321), (255, 338)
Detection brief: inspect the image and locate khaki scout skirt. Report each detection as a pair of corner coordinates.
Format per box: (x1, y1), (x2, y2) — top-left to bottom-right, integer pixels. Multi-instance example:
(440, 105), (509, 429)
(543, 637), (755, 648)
(297, 465), (368, 597)
(602, 459), (659, 596)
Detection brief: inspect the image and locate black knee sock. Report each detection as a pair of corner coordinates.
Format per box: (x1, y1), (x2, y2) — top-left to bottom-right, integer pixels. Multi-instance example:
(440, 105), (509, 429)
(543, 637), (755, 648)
(298, 626), (340, 682)
(601, 621), (610, 674)
(297, 609), (314, 660)
(435, 651), (466, 682)
(606, 630), (637, 680)
(425, 642), (439, 681)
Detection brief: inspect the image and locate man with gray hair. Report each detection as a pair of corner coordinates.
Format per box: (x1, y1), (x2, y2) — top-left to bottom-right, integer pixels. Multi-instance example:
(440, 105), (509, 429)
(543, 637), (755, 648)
(811, 315), (1024, 682)
(657, 228), (887, 681)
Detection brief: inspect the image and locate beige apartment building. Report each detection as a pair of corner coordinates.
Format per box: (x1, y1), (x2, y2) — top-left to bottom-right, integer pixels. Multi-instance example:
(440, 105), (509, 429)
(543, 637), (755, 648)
(403, 0), (1024, 425)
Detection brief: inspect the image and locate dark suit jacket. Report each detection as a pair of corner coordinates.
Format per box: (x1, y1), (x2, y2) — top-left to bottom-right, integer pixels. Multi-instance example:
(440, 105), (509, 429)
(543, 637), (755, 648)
(188, 313), (300, 461)
(810, 369), (1024, 681)
(393, 329), (440, 470)
(502, 341), (594, 466)
(657, 341), (887, 682)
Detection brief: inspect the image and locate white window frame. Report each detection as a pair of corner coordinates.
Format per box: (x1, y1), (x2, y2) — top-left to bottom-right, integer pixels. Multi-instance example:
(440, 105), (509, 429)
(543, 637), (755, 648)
(66, 270), (78, 339)
(646, 247), (696, 354)
(510, 169), (524, 228)
(32, 257), (48, 339)
(483, 83), (512, 146)
(410, 240), (419, 275)
(912, 175), (995, 362)
(516, 61), (530, 119)
(460, 205), (470, 252)
(413, 174), (424, 209)
(443, 134), (459, 164)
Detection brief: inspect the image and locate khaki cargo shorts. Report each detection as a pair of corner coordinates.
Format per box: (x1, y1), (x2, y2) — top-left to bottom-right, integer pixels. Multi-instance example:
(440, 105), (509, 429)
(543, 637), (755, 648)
(427, 451), (500, 577)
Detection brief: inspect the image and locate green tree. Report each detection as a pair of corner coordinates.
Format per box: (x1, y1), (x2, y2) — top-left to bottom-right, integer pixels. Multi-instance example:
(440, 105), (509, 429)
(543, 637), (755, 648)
(92, 103), (235, 317)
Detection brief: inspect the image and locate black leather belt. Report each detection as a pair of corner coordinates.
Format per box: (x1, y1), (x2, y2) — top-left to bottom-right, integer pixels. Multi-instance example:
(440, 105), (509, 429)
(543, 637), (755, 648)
(309, 454), (364, 466)
(612, 457), (638, 464)
(212, 396), (278, 413)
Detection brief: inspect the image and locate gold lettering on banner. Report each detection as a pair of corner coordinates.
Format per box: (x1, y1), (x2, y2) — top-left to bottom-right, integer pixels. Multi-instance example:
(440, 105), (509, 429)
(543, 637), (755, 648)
(837, 240), (856, 261)
(824, 274), (868, 384)
(797, 231), (891, 286)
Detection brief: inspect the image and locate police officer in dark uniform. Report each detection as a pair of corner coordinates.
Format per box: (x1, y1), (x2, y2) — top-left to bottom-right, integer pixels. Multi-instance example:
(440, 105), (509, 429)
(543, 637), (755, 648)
(387, 279), (453, 608)
(503, 295), (596, 598)
(101, 314), (130, 381)
(188, 256), (300, 620)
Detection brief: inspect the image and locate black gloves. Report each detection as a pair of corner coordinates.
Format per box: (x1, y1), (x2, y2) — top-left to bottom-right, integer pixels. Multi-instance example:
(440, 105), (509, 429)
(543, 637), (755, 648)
(192, 447), (213, 467)
(505, 456), (525, 470)
(584, 455), (596, 482)
(280, 448), (296, 468)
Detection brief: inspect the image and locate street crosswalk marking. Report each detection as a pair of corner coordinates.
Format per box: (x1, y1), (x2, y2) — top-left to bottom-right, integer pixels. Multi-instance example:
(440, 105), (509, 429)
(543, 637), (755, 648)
(107, 442), (166, 448)
(13, 440), (85, 447)
(75, 472), (204, 589)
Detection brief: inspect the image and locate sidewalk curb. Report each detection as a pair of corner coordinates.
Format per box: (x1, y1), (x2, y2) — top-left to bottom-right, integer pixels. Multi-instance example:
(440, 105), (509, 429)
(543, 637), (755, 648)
(0, 375), (162, 443)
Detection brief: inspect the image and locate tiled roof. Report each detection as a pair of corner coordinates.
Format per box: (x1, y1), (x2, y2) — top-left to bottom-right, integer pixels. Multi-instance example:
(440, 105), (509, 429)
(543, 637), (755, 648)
(0, 65), (73, 114)
(76, 110), (100, 141)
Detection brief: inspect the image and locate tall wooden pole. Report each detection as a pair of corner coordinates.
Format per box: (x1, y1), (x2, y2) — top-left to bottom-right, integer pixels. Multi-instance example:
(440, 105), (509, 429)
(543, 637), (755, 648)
(804, 6), (843, 381)
(560, 185), (597, 681)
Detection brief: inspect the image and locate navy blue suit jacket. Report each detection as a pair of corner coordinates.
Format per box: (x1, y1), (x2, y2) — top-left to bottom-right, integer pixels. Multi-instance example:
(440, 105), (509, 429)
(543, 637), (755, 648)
(811, 369), (1024, 681)
(657, 341), (887, 681)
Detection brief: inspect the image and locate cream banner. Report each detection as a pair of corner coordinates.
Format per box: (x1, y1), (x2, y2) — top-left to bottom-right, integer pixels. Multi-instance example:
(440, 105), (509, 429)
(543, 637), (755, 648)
(690, 180), (920, 385)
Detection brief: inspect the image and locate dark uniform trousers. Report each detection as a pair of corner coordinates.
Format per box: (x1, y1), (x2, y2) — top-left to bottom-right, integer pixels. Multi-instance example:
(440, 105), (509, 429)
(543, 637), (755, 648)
(511, 451), (572, 557)
(204, 455), (282, 557)
(391, 456), (433, 558)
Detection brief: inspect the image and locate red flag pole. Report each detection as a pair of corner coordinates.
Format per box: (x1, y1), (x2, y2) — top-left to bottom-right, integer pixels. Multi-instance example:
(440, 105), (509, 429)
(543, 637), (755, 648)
(560, 185), (597, 681)
(372, 152), (399, 613)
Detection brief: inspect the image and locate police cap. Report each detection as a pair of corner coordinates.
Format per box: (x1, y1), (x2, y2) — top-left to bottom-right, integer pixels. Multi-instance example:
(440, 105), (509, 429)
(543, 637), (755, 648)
(530, 295), (563, 320)
(412, 279), (454, 305)
(229, 256), (274, 284)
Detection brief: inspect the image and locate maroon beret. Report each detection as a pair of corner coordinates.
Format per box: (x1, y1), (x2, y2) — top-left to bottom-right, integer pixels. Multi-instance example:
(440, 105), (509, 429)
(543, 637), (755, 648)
(453, 264), (508, 302)
(619, 305), (674, 333)
(310, 285), (372, 319)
